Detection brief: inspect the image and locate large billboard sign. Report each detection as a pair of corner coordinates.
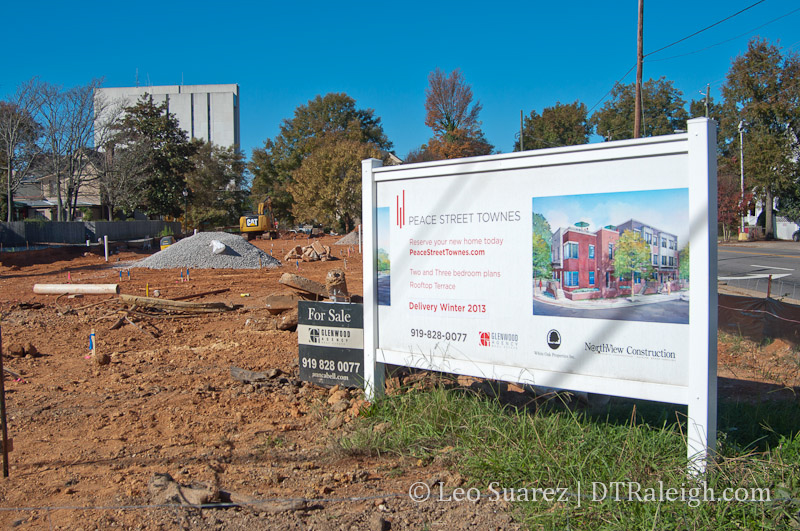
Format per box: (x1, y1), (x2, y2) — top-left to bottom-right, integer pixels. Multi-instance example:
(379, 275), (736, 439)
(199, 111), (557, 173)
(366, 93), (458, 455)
(362, 119), (717, 469)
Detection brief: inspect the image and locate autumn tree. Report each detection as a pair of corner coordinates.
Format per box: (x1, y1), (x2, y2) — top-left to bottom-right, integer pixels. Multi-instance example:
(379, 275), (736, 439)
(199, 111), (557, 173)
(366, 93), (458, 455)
(613, 230), (652, 300)
(111, 95), (197, 217)
(290, 134), (384, 232)
(0, 79), (43, 221)
(184, 140), (247, 229)
(516, 101), (590, 151)
(591, 77), (688, 141)
(720, 38), (800, 239)
(423, 69), (492, 159)
(249, 93), (392, 222)
(717, 160), (753, 241)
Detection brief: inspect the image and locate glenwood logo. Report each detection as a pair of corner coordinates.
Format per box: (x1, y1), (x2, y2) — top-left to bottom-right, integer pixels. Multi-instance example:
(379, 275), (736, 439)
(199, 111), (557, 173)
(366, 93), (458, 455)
(310, 328), (320, 343)
(479, 331), (490, 346)
(396, 190), (406, 228)
(479, 331), (518, 349)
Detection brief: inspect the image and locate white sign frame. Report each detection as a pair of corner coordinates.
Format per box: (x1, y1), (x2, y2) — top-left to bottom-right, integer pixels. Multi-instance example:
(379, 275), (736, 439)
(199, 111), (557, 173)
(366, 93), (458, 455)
(362, 118), (717, 470)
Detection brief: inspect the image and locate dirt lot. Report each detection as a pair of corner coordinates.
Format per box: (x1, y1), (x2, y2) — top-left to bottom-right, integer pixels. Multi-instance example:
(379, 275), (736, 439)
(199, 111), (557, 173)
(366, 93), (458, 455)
(0, 235), (797, 529)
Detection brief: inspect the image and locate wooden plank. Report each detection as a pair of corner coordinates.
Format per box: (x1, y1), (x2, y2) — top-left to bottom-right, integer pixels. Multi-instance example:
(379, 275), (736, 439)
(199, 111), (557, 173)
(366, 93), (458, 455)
(118, 294), (233, 313)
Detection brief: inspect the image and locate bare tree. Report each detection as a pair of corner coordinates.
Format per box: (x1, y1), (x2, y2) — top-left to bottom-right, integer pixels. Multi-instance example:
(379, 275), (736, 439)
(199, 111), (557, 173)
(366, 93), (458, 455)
(423, 69), (492, 159)
(0, 78), (43, 221)
(38, 79), (105, 220)
(424, 68), (483, 137)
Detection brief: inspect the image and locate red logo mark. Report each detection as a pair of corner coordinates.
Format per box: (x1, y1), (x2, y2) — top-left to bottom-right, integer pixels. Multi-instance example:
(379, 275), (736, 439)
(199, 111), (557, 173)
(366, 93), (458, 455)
(479, 332), (490, 347)
(396, 190), (405, 228)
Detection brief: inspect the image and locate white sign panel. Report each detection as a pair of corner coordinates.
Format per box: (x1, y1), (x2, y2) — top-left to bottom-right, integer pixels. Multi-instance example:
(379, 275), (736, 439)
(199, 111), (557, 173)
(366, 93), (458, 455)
(362, 119), (717, 469)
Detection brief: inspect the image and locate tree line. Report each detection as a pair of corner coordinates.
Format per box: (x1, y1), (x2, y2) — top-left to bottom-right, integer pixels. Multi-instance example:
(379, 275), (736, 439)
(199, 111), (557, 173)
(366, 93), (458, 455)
(0, 81), (245, 227)
(3, 37), (797, 237)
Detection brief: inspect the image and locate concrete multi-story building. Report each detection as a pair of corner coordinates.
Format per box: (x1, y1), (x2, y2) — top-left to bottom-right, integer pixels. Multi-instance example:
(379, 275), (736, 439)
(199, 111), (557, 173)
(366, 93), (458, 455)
(94, 84), (240, 149)
(550, 219), (680, 300)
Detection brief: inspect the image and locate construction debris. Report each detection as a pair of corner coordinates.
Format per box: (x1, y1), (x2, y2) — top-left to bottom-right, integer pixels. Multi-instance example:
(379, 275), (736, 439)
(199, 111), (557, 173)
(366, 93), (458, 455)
(278, 273), (327, 299)
(230, 366), (282, 383)
(134, 232), (281, 270)
(33, 284), (120, 295)
(334, 230), (360, 246)
(325, 269), (349, 299)
(265, 291), (310, 315)
(284, 242), (335, 262)
(118, 294), (235, 313)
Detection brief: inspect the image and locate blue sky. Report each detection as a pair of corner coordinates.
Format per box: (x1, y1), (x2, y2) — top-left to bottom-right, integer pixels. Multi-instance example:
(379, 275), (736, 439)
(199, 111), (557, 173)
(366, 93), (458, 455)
(2, 1), (798, 163)
(534, 189), (690, 244)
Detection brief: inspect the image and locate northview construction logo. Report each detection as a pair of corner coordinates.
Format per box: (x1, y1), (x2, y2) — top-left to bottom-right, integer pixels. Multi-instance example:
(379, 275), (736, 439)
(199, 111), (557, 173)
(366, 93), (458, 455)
(396, 190), (405, 228)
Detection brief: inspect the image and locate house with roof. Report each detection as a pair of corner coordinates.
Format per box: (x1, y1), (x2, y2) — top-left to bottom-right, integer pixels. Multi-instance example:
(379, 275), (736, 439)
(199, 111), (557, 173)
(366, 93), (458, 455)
(550, 219), (681, 300)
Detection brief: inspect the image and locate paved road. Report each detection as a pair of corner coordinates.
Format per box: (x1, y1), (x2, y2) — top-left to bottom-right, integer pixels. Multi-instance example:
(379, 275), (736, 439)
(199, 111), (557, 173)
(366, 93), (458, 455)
(718, 241), (800, 298)
(534, 299), (690, 324)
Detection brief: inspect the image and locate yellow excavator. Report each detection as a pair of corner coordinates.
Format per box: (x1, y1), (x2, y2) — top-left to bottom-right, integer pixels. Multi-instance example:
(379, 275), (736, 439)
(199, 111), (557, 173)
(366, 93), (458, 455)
(239, 197), (278, 240)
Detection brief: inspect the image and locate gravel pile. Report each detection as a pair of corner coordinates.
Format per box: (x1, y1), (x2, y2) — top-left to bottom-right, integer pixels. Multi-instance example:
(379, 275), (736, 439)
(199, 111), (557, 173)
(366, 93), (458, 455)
(334, 230), (360, 246)
(133, 232), (282, 270)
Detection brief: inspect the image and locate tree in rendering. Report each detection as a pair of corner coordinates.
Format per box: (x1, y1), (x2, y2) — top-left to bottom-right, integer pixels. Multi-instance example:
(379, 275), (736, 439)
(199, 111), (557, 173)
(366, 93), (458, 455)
(591, 77), (688, 141)
(531, 213), (553, 281)
(720, 38), (800, 239)
(250, 93), (392, 223)
(613, 230), (652, 299)
(678, 245), (689, 281)
(516, 101), (591, 151)
(423, 68), (493, 159)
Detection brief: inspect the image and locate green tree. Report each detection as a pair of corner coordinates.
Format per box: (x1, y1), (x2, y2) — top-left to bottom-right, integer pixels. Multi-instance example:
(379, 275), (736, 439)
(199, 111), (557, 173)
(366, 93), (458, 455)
(516, 101), (590, 151)
(249, 93), (392, 222)
(289, 134), (384, 232)
(591, 77), (688, 141)
(720, 38), (800, 239)
(613, 230), (652, 299)
(423, 69), (493, 159)
(113, 95), (197, 217)
(531, 212), (553, 279)
(679, 245), (689, 280)
(185, 140), (247, 229)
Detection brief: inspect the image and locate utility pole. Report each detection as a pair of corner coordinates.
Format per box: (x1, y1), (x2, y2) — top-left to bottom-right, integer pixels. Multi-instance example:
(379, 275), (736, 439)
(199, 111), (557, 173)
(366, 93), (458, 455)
(633, 0), (644, 138)
(519, 110), (524, 151)
(738, 122), (746, 234)
(705, 84), (710, 118)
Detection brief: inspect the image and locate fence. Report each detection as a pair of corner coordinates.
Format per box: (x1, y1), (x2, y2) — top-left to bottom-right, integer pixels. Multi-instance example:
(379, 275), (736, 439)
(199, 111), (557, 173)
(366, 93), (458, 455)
(0, 221), (182, 246)
(719, 293), (800, 343)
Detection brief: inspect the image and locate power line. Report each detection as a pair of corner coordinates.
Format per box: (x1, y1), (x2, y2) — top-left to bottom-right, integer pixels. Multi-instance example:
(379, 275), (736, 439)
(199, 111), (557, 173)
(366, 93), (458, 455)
(587, 65), (636, 114)
(588, 1), (774, 114)
(644, 0), (767, 58)
(647, 7), (800, 63)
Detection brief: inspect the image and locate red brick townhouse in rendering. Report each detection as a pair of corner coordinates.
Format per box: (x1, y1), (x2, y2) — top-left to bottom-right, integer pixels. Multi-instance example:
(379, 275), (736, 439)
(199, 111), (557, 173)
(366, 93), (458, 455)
(549, 219), (680, 300)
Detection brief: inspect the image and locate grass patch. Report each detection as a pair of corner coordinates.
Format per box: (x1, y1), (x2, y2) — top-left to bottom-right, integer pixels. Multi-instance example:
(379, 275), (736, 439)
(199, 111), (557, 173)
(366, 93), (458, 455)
(340, 385), (800, 529)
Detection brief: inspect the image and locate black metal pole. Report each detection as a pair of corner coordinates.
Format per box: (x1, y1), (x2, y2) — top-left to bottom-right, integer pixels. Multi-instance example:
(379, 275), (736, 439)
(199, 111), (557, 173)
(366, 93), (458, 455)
(0, 325), (9, 477)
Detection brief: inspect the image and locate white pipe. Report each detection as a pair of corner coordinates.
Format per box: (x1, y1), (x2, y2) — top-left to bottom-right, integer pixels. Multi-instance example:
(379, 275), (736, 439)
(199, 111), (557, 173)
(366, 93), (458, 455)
(33, 284), (120, 295)
(104, 235), (109, 262)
